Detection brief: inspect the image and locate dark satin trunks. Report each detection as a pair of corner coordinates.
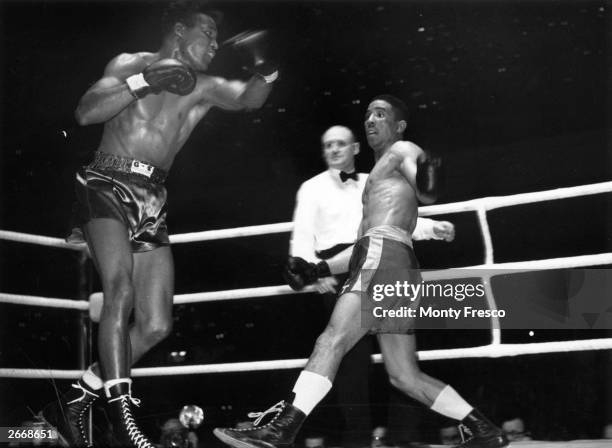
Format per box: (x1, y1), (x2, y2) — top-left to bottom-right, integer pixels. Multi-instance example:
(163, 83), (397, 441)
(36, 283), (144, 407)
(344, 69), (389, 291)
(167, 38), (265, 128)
(67, 151), (170, 253)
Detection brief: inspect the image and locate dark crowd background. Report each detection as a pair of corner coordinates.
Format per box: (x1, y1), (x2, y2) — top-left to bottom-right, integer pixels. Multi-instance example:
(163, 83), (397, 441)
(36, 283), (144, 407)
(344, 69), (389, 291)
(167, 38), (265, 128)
(1, 0), (611, 446)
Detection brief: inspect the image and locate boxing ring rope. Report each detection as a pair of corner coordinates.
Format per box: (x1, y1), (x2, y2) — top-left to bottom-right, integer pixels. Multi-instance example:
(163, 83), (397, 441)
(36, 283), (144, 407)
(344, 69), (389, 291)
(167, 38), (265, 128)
(3, 252), (612, 311)
(0, 229), (84, 251)
(1, 180), (611, 380)
(4, 181), (611, 249)
(2, 338), (612, 380)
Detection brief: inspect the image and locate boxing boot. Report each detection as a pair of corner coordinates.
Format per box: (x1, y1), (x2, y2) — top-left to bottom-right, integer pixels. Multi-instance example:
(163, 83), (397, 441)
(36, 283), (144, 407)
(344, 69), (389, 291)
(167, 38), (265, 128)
(455, 409), (509, 448)
(38, 379), (99, 447)
(105, 378), (155, 448)
(214, 400), (306, 448)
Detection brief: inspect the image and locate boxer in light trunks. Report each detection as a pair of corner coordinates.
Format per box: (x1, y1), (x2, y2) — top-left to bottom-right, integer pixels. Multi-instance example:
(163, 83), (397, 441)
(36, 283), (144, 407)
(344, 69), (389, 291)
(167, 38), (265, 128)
(214, 95), (508, 448)
(38, 1), (277, 447)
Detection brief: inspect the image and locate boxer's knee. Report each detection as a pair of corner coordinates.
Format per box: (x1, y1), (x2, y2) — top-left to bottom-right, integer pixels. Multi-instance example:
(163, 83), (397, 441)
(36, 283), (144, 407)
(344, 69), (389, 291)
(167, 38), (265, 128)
(136, 318), (172, 346)
(101, 275), (134, 316)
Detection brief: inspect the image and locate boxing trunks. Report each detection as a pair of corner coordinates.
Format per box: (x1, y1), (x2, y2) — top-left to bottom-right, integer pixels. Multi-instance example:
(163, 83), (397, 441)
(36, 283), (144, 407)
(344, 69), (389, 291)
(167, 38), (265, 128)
(67, 151), (170, 252)
(340, 225), (421, 334)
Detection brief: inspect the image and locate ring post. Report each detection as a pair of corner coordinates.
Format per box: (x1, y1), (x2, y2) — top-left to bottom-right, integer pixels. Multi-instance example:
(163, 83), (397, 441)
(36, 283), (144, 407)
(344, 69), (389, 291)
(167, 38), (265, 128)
(76, 249), (94, 439)
(77, 250), (92, 369)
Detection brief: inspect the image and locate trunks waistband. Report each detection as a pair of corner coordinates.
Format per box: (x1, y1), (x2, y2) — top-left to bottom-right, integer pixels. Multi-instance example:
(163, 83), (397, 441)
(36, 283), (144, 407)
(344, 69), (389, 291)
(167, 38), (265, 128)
(88, 151), (168, 184)
(316, 243), (354, 260)
(363, 225), (412, 248)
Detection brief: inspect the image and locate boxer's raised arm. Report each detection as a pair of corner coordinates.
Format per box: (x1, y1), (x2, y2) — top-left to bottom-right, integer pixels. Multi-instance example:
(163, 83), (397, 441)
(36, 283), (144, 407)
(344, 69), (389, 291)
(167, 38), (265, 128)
(208, 29), (278, 110)
(396, 141), (441, 205)
(76, 54), (197, 125)
(75, 53), (146, 125)
(200, 75), (274, 111)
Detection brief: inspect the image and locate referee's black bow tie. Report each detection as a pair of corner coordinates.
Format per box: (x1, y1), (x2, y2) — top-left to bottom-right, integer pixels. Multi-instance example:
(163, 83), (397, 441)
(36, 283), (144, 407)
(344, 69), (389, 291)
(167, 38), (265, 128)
(340, 171), (358, 182)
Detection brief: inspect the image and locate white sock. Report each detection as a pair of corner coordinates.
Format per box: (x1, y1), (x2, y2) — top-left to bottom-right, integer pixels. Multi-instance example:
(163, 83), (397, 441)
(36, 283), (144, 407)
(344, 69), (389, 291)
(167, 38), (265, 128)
(103, 378), (132, 399)
(430, 385), (473, 421)
(81, 366), (103, 390)
(291, 370), (332, 416)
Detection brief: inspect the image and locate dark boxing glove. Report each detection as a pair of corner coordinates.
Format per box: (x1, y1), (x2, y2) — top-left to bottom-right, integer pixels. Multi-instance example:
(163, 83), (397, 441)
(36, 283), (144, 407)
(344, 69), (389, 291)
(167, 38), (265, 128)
(225, 30), (279, 83)
(416, 153), (442, 204)
(126, 59), (197, 99)
(251, 59), (279, 83)
(283, 256), (332, 291)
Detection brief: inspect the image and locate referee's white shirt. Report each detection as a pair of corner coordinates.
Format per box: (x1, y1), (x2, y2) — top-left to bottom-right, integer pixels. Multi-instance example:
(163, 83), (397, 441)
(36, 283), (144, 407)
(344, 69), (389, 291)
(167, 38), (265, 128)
(290, 168), (438, 262)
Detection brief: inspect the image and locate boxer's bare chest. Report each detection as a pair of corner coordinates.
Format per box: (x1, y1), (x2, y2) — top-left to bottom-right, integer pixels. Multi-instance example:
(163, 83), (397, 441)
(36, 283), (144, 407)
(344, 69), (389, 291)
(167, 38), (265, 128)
(363, 151), (405, 200)
(102, 90), (210, 167)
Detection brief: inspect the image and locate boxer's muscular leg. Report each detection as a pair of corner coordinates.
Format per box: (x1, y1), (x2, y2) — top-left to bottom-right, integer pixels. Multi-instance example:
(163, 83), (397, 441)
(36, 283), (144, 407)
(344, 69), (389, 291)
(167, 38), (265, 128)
(84, 218), (134, 381)
(88, 248), (174, 376)
(213, 291), (372, 448)
(85, 220), (168, 448)
(37, 218), (133, 446)
(305, 291), (370, 380)
(377, 333), (445, 406)
(291, 291), (371, 417)
(378, 334), (509, 448)
(130, 246), (174, 364)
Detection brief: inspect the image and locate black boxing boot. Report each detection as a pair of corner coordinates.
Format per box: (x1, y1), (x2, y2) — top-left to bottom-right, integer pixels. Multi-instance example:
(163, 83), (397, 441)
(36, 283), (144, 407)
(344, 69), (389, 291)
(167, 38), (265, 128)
(455, 409), (509, 448)
(214, 401), (306, 448)
(38, 380), (99, 447)
(105, 378), (155, 448)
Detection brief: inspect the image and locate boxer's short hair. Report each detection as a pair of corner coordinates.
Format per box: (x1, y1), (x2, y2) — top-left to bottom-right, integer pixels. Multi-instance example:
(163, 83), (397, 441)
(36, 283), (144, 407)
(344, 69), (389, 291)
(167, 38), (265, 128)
(162, 0), (223, 36)
(372, 94), (409, 122)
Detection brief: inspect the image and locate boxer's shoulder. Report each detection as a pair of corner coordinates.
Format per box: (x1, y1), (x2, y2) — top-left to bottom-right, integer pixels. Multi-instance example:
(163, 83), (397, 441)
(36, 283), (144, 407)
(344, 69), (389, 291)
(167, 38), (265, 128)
(389, 140), (424, 159)
(103, 52), (155, 77)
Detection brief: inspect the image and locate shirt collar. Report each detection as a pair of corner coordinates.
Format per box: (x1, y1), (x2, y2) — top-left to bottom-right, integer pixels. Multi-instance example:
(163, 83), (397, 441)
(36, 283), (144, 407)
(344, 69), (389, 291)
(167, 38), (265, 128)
(328, 168), (358, 181)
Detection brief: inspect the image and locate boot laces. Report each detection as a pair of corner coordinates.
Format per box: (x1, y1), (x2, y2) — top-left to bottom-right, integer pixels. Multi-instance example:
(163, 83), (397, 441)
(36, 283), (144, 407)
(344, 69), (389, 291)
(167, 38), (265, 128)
(247, 401), (285, 426)
(108, 394), (141, 406)
(109, 394), (153, 448)
(66, 383), (99, 405)
(459, 424), (472, 443)
(66, 383), (98, 447)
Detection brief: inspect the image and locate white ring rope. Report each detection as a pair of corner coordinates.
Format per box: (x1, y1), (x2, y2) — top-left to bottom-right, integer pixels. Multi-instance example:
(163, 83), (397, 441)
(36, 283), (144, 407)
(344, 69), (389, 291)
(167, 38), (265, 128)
(0, 230), (85, 251)
(153, 251), (612, 304)
(2, 252), (610, 309)
(169, 222), (293, 244)
(1, 181), (611, 379)
(2, 338), (611, 379)
(417, 180), (612, 216)
(0, 292), (88, 310)
(1, 181), (610, 248)
(476, 204), (495, 265)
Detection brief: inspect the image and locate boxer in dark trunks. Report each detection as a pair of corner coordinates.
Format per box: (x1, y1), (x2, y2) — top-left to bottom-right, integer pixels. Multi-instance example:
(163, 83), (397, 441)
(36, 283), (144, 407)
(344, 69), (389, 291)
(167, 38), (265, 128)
(214, 95), (508, 448)
(340, 224), (422, 334)
(39, 2), (277, 447)
(69, 151), (171, 252)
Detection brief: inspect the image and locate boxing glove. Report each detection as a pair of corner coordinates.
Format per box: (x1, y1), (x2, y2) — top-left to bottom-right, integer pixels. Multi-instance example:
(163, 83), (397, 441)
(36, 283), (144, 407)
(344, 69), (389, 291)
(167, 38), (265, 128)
(416, 153), (442, 203)
(283, 257), (331, 291)
(226, 30), (279, 83)
(126, 59), (197, 99)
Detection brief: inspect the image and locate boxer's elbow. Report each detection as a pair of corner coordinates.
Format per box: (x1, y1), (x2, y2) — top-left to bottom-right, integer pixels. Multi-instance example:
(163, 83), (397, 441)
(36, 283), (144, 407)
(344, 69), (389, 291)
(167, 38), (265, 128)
(238, 83), (272, 110)
(217, 94), (260, 111)
(75, 104), (108, 126)
(239, 96), (265, 110)
(75, 92), (109, 125)
(75, 102), (95, 126)
(75, 107), (90, 126)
